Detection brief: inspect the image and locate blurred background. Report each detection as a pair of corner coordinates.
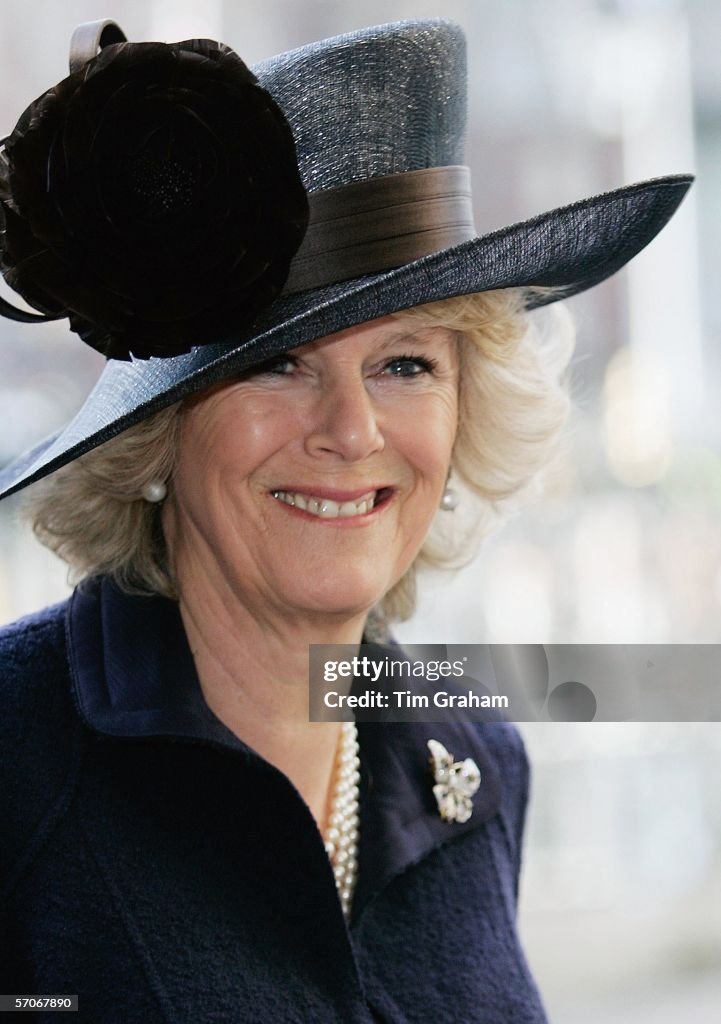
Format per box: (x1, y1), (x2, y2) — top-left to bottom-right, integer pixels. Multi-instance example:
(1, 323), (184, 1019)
(0, 0), (719, 1019)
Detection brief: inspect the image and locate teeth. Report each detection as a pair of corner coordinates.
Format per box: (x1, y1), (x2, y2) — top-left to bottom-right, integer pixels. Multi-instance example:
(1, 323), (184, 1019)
(272, 490), (377, 519)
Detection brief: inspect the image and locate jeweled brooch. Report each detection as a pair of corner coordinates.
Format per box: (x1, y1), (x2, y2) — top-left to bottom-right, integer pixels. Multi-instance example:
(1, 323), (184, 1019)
(428, 738), (481, 824)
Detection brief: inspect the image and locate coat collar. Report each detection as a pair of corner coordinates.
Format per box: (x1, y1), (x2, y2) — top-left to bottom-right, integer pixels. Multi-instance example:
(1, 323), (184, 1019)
(66, 576), (503, 918)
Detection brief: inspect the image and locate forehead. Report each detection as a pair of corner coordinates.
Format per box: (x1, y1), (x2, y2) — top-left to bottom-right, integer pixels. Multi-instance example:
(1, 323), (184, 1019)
(291, 313), (457, 355)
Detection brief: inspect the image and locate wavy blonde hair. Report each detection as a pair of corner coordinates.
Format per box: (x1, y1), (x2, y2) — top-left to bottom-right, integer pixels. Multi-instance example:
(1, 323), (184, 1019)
(26, 289), (574, 626)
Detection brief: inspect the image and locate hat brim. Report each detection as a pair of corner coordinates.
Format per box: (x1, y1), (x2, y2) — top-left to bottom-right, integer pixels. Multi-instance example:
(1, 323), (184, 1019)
(0, 173), (692, 500)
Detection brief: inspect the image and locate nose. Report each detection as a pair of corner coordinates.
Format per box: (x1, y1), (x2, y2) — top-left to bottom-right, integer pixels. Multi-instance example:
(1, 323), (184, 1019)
(304, 371), (385, 461)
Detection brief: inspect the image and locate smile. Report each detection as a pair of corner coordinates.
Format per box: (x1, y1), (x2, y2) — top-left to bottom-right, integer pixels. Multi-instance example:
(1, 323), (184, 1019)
(270, 488), (391, 519)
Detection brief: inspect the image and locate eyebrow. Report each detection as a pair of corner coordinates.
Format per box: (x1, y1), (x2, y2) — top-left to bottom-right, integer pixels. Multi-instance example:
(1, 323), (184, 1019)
(373, 325), (454, 348)
(294, 323), (455, 358)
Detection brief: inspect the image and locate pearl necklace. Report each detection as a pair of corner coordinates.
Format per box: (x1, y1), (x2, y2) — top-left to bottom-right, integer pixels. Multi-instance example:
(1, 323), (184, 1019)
(323, 720), (360, 919)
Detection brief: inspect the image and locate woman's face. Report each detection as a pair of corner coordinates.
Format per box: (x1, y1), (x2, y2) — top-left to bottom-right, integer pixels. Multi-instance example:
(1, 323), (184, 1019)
(165, 314), (459, 622)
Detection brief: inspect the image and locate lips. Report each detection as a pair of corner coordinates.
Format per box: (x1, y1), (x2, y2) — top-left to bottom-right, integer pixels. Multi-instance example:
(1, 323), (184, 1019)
(270, 487), (392, 519)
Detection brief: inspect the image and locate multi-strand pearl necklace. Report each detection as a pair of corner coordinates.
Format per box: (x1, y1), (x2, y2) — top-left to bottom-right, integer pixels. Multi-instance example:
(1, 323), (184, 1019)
(323, 720), (360, 919)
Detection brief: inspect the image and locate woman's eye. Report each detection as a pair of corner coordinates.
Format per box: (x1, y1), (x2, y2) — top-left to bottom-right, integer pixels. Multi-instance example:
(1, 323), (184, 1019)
(383, 355), (438, 378)
(251, 355), (297, 377)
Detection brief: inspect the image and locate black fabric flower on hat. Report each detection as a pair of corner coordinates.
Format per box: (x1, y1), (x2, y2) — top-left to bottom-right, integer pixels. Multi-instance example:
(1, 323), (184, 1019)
(0, 38), (308, 360)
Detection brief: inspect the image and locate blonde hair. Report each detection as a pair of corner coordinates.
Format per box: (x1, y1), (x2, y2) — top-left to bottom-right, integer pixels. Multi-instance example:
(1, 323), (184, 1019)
(26, 289), (574, 626)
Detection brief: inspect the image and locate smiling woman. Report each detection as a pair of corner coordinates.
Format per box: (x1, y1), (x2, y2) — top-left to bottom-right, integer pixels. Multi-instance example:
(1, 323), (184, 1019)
(27, 289), (570, 632)
(0, 15), (690, 1024)
(165, 315), (459, 625)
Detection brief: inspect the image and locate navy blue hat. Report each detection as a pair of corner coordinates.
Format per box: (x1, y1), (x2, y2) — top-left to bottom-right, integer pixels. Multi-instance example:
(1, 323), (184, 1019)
(0, 18), (692, 499)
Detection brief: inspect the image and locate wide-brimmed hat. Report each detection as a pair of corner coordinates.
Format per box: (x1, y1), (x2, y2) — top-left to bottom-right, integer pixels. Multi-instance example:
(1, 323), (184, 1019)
(0, 18), (691, 500)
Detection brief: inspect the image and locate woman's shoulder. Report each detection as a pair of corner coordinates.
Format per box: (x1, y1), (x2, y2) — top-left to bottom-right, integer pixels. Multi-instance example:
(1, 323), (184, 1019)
(0, 599), (72, 699)
(474, 721), (531, 887)
(0, 598), (81, 887)
(478, 720), (530, 781)
(0, 596), (78, 754)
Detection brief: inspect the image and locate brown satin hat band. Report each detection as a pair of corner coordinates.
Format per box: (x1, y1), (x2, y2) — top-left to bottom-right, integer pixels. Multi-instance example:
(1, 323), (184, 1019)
(284, 165), (476, 293)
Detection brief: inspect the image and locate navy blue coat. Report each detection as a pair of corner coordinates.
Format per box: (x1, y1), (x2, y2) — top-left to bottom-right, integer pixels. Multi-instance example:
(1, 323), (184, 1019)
(1, 577), (548, 1023)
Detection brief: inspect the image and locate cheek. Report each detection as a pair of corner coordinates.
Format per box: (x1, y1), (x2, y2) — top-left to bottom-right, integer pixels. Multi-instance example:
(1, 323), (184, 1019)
(400, 393), (458, 477)
(239, 403), (299, 456)
(174, 398), (300, 491)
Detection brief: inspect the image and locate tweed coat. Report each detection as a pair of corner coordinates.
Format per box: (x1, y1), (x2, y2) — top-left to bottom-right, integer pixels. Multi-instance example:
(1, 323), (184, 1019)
(0, 576), (548, 1023)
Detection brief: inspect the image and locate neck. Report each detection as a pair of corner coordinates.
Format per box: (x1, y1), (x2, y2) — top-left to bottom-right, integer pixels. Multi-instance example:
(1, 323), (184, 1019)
(172, 543), (367, 833)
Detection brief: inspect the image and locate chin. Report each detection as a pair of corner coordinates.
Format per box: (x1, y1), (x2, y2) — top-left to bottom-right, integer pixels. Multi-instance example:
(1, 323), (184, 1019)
(283, 571), (391, 622)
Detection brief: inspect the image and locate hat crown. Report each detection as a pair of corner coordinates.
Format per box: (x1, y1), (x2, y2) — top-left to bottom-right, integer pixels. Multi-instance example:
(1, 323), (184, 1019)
(253, 20), (467, 194)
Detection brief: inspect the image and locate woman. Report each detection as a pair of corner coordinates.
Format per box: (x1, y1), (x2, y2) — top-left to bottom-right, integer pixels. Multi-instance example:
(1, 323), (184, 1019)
(0, 17), (690, 1024)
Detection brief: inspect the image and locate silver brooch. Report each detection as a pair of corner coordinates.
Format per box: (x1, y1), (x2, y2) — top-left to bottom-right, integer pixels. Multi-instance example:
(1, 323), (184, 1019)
(428, 739), (481, 823)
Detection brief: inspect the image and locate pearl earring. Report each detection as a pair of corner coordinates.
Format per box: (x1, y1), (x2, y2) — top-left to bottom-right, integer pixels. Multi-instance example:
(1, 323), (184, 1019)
(141, 480), (167, 503)
(440, 483), (458, 511)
